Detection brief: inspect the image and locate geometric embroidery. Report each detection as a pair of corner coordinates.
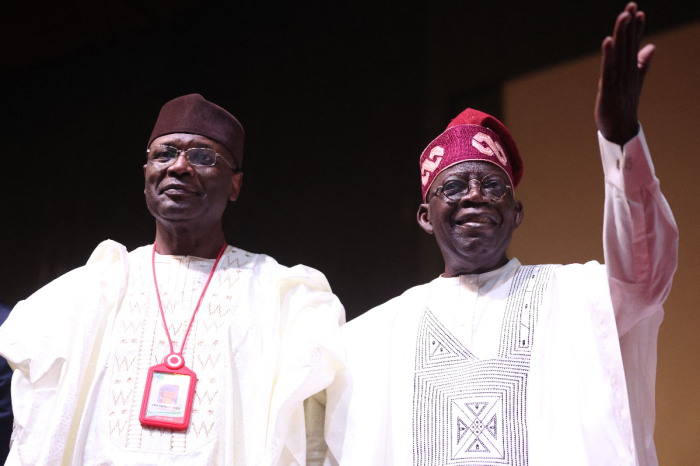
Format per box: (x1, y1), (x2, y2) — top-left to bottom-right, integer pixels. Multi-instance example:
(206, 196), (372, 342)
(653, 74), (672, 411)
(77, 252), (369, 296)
(452, 395), (503, 460)
(413, 265), (555, 466)
(429, 332), (456, 360)
(415, 312), (475, 372)
(457, 418), (469, 443)
(467, 437), (489, 453)
(465, 401), (488, 417)
(498, 265), (555, 359)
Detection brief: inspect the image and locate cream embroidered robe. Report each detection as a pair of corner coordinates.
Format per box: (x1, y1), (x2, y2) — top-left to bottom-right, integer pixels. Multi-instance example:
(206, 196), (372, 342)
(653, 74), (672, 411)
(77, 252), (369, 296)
(323, 127), (678, 466)
(0, 245), (345, 465)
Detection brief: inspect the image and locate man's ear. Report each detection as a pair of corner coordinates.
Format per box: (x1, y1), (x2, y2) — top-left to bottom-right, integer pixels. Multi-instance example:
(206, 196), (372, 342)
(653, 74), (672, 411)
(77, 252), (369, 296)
(513, 200), (524, 229)
(229, 171), (243, 202)
(417, 203), (434, 235)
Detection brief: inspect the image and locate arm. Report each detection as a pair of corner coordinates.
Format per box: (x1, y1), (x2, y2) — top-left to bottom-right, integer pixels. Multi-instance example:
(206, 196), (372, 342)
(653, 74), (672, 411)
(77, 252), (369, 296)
(0, 240), (128, 465)
(265, 264), (346, 466)
(595, 3), (678, 336)
(600, 127), (677, 336)
(305, 391), (329, 466)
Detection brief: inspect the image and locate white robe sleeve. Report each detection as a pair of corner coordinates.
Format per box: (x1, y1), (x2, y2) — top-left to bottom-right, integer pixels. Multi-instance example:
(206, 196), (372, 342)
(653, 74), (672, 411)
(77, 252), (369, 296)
(263, 264), (346, 466)
(0, 240), (128, 466)
(599, 126), (678, 466)
(600, 126), (679, 337)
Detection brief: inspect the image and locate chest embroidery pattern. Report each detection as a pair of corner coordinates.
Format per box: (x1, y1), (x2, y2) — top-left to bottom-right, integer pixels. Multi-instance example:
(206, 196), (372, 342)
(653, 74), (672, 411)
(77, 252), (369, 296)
(106, 248), (252, 454)
(413, 265), (555, 466)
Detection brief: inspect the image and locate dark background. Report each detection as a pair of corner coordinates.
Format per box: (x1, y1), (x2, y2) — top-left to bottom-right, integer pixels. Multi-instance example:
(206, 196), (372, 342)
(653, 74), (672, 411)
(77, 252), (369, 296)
(1, 0), (699, 321)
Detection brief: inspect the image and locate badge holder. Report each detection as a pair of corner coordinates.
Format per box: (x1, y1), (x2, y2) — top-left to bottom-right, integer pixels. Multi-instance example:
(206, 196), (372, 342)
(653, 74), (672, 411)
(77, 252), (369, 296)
(139, 353), (197, 431)
(139, 242), (227, 432)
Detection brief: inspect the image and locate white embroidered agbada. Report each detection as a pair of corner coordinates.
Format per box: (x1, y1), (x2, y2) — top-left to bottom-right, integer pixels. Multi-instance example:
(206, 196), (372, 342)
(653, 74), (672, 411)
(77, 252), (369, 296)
(323, 128), (678, 466)
(0, 245), (345, 466)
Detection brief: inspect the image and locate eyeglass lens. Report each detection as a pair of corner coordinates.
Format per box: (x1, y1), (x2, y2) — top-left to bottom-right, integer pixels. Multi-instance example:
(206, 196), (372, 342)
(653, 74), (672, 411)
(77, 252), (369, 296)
(149, 146), (218, 167)
(441, 176), (508, 200)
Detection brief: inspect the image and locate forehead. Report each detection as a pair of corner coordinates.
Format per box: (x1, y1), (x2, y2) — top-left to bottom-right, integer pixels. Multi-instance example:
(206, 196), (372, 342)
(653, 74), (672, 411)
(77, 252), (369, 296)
(434, 160), (510, 185)
(151, 133), (233, 160)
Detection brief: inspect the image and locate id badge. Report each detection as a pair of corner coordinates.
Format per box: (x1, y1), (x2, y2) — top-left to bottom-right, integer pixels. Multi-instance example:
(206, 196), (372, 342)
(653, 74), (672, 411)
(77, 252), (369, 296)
(139, 359), (196, 431)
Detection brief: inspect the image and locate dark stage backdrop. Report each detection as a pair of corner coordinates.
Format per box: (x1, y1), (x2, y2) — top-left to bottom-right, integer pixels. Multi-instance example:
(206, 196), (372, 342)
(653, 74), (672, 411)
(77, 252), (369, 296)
(1, 1), (699, 321)
(1, 2), (434, 321)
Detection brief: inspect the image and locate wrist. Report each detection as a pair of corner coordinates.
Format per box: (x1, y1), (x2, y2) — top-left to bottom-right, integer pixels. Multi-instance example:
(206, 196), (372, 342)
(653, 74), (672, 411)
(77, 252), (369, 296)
(601, 121), (640, 146)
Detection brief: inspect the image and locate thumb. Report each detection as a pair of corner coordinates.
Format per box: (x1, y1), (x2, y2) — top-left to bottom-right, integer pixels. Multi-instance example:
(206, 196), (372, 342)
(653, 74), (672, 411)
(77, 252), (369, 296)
(638, 43), (655, 77)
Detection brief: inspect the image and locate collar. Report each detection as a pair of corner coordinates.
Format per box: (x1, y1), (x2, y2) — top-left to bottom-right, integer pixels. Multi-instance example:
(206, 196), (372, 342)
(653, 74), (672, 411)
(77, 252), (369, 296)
(433, 257), (521, 287)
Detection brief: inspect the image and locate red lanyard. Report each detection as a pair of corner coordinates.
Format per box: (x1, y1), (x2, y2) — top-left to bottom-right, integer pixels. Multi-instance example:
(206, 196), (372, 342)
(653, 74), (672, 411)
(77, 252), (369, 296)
(151, 242), (227, 369)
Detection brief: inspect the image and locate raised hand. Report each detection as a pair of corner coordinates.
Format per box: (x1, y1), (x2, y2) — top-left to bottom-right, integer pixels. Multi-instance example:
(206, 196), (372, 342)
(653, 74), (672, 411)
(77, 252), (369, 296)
(595, 2), (655, 146)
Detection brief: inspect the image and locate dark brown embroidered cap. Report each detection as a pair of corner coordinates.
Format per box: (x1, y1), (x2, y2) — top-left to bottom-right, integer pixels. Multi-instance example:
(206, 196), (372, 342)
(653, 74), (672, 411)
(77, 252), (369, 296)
(148, 94), (245, 168)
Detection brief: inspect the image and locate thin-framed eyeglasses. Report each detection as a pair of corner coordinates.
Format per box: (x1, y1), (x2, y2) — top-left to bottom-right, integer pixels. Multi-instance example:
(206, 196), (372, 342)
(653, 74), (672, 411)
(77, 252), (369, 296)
(434, 175), (511, 203)
(147, 144), (235, 170)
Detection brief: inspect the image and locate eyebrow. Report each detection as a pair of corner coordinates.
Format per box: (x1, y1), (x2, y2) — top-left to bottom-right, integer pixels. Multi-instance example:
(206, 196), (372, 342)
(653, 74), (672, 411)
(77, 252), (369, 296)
(155, 138), (216, 150)
(444, 172), (507, 181)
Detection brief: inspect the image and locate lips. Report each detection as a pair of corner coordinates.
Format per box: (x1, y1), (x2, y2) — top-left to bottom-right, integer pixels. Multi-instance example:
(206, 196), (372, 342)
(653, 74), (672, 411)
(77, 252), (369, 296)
(454, 211), (498, 227)
(160, 183), (198, 196)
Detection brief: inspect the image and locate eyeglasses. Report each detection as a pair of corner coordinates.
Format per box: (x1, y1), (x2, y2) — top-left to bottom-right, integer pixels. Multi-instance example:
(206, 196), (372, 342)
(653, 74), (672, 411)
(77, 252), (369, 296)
(147, 145), (235, 170)
(434, 175), (511, 203)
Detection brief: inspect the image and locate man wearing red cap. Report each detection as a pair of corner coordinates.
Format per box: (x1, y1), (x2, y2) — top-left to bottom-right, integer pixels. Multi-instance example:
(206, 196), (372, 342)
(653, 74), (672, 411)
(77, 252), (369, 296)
(0, 94), (344, 465)
(323, 4), (676, 466)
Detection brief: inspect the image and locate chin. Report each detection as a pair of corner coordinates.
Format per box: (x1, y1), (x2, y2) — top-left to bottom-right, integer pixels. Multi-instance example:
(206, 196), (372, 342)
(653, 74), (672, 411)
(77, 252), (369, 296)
(152, 205), (201, 222)
(148, 196), (197, 216)
(454, 237), (507, 263)
(451, 234), (493, 252)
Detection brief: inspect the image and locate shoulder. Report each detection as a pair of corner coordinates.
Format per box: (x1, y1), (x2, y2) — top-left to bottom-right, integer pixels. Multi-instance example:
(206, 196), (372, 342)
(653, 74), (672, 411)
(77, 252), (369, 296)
(127, 244), (151, 261)
(25, 240), (129, 304)
(226, 249), (341, 321)
(219, 245), (259, 271)
(344, 283), (431, 338)
(223, 246), (281, 277)
(239, 249), (334, 293)
(553, 260), (606, 282)
(0, 241), (129, 344)
(513, 261), (604, 283)
(552, 261), (610, 303)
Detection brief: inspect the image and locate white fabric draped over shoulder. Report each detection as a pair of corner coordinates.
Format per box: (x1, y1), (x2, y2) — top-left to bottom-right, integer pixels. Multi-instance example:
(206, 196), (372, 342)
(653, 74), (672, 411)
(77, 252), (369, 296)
(0, 241), (129, 466)
(0, 243), (345, 466)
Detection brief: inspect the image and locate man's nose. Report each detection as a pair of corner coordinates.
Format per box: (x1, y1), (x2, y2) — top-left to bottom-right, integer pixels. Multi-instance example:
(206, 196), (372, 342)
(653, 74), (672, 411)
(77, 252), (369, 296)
(167, 152), (195, 176)
(460, 180), (486, 203)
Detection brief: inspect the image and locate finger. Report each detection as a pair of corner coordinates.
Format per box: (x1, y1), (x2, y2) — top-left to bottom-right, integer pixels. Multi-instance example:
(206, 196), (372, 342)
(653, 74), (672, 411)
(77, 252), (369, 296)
(614, 12), (631, 73)
(612, 10), (630, 46)
(638, 43), (656, 77)
(600, 36), (615, 86)
(627, 5), (639, 63)
(628, 28), (638, 74)
(636, 10), (646, 42)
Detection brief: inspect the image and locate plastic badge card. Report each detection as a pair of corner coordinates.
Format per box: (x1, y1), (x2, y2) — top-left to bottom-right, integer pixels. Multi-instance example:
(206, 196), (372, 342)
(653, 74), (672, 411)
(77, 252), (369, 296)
(139, 363), (197, 430)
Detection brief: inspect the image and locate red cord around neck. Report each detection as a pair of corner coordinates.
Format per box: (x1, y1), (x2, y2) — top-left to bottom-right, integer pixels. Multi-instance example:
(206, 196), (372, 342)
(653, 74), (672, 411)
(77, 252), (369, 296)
(151, 242), (227, 357)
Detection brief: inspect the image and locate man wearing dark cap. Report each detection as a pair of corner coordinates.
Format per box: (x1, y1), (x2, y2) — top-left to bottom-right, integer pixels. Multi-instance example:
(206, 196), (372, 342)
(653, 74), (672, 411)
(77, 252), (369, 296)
(0, 94), (344, 465)
(324, 4), (677, 466)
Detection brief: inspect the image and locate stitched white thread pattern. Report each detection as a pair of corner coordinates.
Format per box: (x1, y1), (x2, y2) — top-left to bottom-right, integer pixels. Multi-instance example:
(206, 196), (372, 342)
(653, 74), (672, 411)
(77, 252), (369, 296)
(413, 265), (555, 465)
(104, 247), (252, 454)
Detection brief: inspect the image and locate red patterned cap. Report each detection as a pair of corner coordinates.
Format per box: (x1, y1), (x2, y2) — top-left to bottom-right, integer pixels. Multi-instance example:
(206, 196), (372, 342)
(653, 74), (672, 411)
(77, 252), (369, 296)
(420, 108), (523, 202)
